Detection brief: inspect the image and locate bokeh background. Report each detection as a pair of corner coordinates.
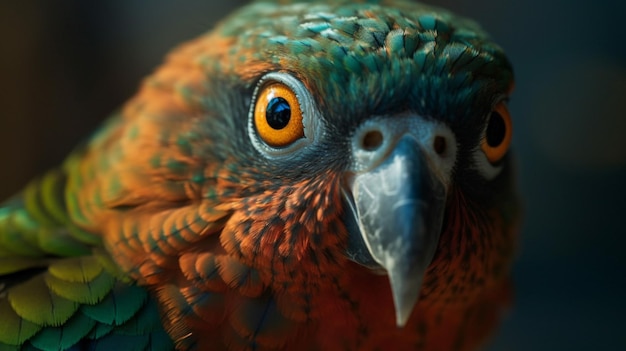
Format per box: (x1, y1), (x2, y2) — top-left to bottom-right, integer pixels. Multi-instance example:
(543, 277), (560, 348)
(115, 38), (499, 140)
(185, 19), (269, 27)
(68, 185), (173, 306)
(1, 1), (624, 350)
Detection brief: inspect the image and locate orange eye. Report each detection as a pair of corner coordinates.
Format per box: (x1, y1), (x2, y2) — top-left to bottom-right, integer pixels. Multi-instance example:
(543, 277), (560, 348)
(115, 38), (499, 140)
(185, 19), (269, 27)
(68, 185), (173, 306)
(253, 83), (304, 148)
(481, 101), (512, 163)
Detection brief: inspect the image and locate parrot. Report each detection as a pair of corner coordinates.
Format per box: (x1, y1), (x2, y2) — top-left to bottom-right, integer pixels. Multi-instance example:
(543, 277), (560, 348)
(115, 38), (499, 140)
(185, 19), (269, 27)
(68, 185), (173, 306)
(0, 0), (519, 350)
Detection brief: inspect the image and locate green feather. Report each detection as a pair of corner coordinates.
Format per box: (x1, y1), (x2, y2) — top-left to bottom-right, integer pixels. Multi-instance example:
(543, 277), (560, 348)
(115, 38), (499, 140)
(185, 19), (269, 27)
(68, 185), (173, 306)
(0, 169), (96, 259)
(7, 275), (79, 327)
(44, 270), (115, 305)
(38, 170), (70, 225)
(0, 298), (42, 346)
(0, 208), (44, 257)
(0, 257), (47, 275)
(93, 249), (129, 281)
(48, 257), (104, 283)
(37, 228), (91, 257)
(23, 178), (58, 228)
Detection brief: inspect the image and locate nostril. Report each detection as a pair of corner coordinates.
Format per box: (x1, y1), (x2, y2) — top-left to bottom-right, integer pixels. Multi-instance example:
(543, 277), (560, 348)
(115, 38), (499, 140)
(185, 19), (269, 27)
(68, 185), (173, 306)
(433, 136), (446, 155)
(361, 130), (384, 151)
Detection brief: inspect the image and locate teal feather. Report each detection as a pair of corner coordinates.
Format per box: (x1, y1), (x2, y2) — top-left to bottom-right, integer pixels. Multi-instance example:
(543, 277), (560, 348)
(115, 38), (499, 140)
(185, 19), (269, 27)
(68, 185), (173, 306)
(84, 323), (114, 340)
(88, 334), (151, 351)
(21, 344), (41, 351)
(88, 330), (174, 351)
(80, 283), (147, 326)
(115, 296), (164, 335)
(29, 312), (96, 351)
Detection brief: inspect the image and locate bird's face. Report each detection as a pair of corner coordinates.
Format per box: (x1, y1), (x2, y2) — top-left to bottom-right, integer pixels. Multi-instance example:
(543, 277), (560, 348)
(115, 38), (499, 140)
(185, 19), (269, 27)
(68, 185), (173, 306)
(170, 1), (518, 326)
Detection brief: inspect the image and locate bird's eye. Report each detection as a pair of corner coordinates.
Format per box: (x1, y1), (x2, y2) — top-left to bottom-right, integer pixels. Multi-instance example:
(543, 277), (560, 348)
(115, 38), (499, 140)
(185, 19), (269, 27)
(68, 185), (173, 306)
(481, 101), (512, 163)
(253, 82), (304, 148)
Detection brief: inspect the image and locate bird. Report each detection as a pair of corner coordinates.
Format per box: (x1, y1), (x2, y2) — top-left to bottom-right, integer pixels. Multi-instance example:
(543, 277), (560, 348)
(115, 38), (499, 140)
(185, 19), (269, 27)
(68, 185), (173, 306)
(0, 0), (519, 350)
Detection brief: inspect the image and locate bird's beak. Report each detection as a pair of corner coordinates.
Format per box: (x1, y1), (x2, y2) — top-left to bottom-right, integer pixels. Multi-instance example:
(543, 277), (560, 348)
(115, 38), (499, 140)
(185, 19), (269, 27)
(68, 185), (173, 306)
(343, 135), (447, 327)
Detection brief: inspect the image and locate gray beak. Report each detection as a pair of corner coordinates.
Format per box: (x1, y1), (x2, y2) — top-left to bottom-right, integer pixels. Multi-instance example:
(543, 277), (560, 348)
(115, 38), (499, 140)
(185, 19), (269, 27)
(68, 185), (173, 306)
(344, 134), (447, 326)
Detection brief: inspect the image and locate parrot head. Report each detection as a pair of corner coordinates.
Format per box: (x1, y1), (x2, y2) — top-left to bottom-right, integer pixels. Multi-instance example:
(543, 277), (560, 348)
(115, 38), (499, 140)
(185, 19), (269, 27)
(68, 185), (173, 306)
(76, 0), (519, 347)
(179, 0), (516, 325)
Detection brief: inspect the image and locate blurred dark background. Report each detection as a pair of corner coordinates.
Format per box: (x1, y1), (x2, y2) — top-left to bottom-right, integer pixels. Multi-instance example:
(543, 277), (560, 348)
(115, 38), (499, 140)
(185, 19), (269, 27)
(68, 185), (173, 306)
(0, 1), (624, 350)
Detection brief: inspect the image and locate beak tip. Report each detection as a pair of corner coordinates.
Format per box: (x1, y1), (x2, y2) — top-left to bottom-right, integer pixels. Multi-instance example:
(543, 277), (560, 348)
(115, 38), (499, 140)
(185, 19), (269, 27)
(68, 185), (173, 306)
(389, 271), (422, 328)
(395, 310), (411, 327)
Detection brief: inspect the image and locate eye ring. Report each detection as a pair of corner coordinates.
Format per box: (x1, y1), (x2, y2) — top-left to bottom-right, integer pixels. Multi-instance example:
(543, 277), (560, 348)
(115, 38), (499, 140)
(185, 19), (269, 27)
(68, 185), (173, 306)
(248, 72), (318, 157)
(481, 101), (512, 163)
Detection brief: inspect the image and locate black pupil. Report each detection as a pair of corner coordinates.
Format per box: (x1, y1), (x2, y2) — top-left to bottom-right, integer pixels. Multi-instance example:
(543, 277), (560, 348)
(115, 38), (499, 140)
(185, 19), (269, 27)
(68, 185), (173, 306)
(486, 111), (506, 147)
(266, 97), (291, 130)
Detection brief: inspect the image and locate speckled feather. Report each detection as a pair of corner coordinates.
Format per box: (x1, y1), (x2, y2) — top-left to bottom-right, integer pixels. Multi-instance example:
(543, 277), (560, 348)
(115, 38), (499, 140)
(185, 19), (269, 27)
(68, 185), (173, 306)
(0, 1), (518, 350)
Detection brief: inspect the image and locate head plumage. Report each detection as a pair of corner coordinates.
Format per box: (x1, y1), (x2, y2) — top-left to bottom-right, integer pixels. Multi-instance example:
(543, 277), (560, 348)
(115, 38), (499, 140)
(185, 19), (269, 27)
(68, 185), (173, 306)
(211, 1), (512, 130)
